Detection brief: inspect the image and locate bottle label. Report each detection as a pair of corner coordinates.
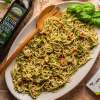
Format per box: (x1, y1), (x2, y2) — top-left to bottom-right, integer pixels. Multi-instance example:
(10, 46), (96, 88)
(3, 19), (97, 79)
(0, 3), (27, 47)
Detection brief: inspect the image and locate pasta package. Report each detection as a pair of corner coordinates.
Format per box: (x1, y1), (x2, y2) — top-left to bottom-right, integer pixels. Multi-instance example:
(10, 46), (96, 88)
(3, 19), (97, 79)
(87, 69), (100, 97)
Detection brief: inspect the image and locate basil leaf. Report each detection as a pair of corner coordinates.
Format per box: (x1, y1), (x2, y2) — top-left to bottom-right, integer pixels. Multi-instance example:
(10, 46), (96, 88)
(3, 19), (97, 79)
(82, 2), (95, 14)
(67, 4), (82, 14)
(92, 11), (100, 18)
(91, 18), (100, 27)
(79, 12), (92, 22)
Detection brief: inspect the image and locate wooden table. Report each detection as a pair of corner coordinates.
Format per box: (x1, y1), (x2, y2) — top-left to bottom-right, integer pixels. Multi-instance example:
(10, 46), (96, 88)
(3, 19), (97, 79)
(0, 0), (100, 100)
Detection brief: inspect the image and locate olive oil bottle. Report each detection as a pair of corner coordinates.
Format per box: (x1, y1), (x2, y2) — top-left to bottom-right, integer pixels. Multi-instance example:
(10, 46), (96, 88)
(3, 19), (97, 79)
(0, 0), (32, 63)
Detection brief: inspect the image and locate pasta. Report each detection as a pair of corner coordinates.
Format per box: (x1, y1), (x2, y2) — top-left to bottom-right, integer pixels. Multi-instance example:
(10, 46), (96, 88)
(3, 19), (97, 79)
(11, 11), (98, 98)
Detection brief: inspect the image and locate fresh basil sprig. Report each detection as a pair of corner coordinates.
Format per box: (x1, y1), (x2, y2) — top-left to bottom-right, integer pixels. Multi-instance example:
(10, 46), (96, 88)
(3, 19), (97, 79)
(67, 2), (100, 27)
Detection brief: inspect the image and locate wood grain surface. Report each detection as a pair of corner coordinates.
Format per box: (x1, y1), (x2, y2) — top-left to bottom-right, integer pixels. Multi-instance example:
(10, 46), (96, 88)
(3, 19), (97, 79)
(0, 0), (100, 100)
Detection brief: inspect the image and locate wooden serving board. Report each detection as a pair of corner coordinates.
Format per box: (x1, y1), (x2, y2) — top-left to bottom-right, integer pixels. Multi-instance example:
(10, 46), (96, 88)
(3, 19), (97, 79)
(0, 0), (100, 100)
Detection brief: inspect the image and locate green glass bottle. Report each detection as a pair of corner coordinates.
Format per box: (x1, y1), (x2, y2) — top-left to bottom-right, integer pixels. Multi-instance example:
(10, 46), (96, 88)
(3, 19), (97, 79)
(0, 0), (32, 63)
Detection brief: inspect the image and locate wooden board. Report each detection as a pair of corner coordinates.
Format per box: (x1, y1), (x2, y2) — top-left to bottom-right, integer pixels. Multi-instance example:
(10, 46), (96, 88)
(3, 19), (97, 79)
(0, 0), (100, 100)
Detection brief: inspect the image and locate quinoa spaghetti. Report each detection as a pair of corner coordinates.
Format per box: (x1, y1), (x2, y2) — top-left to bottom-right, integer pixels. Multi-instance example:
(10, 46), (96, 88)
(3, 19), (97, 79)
(11, 11), (98, 98)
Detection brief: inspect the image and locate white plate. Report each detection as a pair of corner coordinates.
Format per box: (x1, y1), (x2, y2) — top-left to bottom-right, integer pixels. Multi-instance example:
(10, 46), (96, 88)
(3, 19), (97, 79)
(5, 1), (100, 100)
